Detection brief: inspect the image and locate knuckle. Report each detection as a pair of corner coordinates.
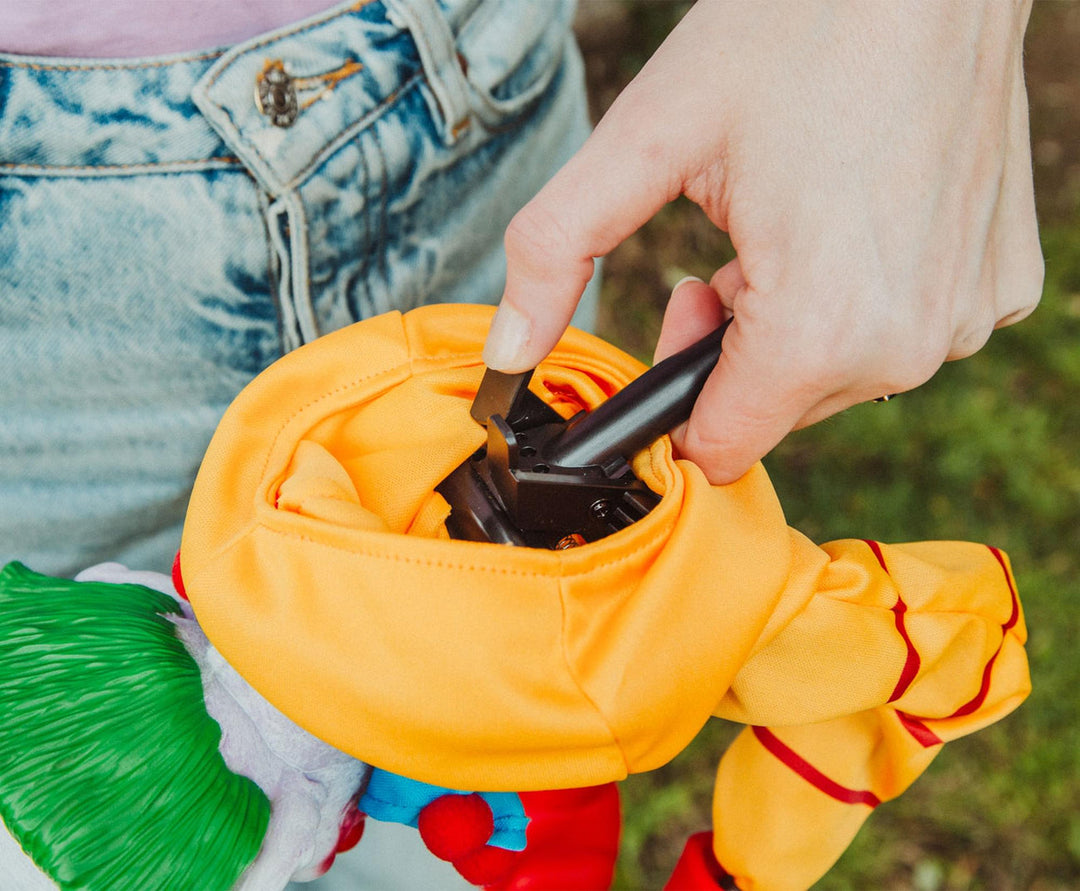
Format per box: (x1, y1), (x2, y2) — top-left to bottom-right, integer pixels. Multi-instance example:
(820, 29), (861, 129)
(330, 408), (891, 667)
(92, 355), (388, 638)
(887, 338), (950, 392)
(947, 320), (994, 361)
(504, 201), (575, 268)
(855, 305), (951, 391)
(997, 249), (1045, 328)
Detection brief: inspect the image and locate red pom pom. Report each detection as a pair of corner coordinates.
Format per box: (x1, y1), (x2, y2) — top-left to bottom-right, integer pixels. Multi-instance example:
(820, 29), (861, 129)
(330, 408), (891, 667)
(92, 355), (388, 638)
(454, 844), (519, 887)
(418, 793), (493, 862)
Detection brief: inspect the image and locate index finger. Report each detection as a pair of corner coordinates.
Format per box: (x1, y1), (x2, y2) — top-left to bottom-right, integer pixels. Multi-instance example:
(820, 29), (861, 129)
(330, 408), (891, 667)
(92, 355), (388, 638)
(483, 90), (685, 372)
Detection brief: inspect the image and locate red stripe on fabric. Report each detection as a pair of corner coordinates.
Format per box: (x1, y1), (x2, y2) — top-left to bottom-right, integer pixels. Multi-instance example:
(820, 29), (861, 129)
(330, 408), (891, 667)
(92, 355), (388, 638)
(863, 541), (922, 704)
(888, 597), (921, 703)
(951, 652), (1000, 718)
(752, 727), (881, 808)
(863, 538), (888, 571)
(949, 546), (1022, 719)
(897, 711), (943, 747)
(988, 546), (1020, 631)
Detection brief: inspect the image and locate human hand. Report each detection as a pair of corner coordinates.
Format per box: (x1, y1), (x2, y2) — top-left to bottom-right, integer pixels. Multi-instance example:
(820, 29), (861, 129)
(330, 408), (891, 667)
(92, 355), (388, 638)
(482, 0), (1043, 484)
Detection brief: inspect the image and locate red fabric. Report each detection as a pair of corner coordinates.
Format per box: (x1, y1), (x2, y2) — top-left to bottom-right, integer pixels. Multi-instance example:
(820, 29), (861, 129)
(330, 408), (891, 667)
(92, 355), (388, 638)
(487, 784), (621, 891)
(335, 806), (366, 854)
(171, 550), (187, 600)
(665, 832), (736, 891)
(317, 807), (366, 876)
(457, 845), (520, 887)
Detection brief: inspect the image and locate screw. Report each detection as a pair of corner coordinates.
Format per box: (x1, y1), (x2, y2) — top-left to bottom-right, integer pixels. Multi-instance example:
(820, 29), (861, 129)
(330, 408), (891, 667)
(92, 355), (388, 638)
(554, 533), (587, 550)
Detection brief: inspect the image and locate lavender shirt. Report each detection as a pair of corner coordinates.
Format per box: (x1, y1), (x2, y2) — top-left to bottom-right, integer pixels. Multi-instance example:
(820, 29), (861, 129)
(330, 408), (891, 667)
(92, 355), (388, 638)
(3, 0), (340, 57)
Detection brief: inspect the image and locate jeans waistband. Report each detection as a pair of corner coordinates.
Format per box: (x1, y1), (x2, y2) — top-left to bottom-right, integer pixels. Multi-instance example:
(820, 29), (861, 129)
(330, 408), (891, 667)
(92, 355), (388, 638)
(0, 0), (493, 193)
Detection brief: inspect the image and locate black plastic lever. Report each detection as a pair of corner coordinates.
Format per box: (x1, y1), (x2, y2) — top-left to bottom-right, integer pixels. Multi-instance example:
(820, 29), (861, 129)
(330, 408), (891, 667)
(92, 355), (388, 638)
(545, 318), (731, 469)
(436, 319), (731, 548)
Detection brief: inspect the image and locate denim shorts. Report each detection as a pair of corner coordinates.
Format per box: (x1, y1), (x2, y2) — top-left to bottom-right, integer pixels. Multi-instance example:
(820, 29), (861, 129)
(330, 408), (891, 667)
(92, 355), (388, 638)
(0, 0), (596, 578)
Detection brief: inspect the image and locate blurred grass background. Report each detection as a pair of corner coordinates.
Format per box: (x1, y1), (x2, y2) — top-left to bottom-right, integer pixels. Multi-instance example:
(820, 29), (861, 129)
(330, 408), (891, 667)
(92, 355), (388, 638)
(571, 3), (1080, 889)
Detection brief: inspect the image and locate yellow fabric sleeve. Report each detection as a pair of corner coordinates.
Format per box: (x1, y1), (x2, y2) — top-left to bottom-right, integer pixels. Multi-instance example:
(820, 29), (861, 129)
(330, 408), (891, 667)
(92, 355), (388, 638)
(711, 539), (1028, 889)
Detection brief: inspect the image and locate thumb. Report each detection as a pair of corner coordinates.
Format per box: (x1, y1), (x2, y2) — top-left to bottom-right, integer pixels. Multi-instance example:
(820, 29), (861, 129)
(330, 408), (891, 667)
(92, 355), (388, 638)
(483, 100), (682, 372)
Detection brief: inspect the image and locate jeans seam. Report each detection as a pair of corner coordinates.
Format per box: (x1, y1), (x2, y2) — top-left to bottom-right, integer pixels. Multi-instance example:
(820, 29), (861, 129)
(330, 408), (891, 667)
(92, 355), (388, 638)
(461, 31), (569, 135)
(257, 188), (290, 362)
(0, 157), (241, 173)
(369, 121), (389, 314)
(0, 51), (222, 72)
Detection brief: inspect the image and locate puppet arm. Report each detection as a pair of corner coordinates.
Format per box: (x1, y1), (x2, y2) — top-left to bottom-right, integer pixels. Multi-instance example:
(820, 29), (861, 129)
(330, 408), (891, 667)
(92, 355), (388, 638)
(688, 538), (1029, 891)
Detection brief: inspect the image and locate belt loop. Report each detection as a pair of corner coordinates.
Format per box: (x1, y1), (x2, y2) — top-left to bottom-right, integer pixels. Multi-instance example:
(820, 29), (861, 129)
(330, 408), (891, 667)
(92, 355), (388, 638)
(384, 0), (471, 144)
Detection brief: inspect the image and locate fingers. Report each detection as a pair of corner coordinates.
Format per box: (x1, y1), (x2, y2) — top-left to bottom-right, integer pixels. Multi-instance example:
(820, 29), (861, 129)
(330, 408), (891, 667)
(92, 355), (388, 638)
(659, 267), (908, 483)
(672, 305), (823, 484)
(483, 83), (687, 372)
(653, 276), (730, 364)
(652, 274), (814, 483)
(709, 257), (747, 311)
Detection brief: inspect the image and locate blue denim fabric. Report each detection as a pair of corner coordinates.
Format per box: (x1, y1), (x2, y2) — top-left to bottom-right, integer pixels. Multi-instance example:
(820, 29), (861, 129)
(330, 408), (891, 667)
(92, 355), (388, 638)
(0, 0), (596, 579)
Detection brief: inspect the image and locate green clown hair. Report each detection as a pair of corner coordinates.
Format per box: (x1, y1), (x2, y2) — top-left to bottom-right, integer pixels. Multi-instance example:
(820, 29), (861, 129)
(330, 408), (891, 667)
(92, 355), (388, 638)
(0, 562), (271, 890)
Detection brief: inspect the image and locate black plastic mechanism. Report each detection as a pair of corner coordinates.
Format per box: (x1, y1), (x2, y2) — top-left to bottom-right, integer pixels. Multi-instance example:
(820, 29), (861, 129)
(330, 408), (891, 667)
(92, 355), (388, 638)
(436, 319), (732, 549)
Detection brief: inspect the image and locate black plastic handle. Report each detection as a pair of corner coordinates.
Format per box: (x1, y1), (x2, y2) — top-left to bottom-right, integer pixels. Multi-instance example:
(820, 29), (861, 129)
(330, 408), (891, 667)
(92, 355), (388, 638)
(544, 318), (731, 469)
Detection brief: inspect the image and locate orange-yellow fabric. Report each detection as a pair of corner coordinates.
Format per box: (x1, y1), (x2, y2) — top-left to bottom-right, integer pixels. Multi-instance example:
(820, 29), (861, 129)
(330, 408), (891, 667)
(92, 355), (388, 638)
(181, 304), (1029, 890)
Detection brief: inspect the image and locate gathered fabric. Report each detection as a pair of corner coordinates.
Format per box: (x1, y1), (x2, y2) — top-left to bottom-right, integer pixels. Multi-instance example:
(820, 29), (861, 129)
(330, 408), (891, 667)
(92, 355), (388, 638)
(181, 304), (1029, 890)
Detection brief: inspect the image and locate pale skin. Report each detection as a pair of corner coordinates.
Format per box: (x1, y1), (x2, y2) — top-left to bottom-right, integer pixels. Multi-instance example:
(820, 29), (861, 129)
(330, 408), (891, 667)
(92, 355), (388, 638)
(482, 0), (1044, 484)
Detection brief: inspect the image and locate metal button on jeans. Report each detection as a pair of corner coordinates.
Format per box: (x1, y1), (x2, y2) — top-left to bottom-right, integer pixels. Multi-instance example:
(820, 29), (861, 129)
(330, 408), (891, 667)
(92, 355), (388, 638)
(255, 61), (298, 127)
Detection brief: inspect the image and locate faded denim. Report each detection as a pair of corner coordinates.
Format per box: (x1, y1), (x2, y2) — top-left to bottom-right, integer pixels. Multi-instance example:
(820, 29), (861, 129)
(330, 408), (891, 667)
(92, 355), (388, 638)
(0, 0), (596, 579)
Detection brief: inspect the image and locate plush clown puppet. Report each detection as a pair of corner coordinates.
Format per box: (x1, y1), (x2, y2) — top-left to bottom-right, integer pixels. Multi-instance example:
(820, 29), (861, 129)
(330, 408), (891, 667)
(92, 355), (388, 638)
(0, 560), (620, 891)
(2, 305), (1032, 891)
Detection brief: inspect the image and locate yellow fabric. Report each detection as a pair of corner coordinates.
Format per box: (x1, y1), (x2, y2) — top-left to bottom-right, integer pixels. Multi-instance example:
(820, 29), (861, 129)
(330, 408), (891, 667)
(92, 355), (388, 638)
(181, 304), (1029, 890)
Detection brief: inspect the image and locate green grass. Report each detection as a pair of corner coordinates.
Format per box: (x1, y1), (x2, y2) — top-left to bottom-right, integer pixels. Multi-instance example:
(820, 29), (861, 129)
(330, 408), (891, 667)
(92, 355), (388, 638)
(609, 222), (1080, 889)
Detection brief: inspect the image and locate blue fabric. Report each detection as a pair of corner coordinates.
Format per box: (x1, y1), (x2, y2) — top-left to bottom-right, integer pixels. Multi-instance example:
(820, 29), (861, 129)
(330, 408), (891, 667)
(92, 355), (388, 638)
(360, 768), (529, 852)
(0, 0), (597, 578)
